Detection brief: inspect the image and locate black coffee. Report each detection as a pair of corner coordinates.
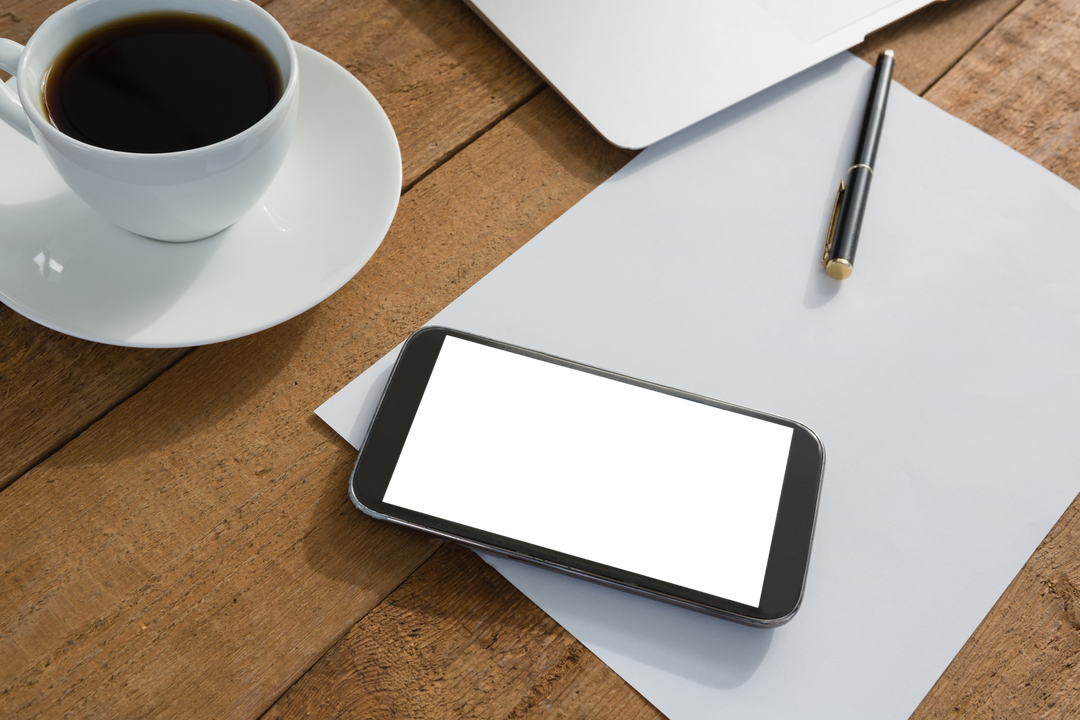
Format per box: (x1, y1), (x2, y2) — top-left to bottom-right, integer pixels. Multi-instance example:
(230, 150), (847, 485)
(44, 13), (283, 153)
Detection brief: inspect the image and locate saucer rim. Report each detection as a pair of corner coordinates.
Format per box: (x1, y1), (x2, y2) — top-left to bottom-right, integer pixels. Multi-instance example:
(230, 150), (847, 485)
(0, 42), (402, 348)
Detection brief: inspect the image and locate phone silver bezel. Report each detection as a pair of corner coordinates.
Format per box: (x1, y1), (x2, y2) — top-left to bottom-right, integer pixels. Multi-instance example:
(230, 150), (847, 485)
(348, 327), (825, 627)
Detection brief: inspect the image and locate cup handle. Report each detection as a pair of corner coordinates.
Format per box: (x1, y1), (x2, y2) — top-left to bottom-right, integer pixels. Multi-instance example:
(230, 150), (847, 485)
(0, 39), (36, 143)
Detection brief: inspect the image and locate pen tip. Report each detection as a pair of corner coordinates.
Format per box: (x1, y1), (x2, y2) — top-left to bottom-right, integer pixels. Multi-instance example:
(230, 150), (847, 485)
(883, 49), (895, 58)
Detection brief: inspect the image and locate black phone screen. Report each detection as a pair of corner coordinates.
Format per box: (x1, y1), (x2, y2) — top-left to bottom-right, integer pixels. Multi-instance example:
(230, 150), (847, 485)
(351, 327), (824, 625)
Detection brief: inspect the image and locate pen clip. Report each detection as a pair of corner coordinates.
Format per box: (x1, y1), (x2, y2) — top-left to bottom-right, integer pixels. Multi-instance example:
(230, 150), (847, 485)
(822, 180), (846, 268)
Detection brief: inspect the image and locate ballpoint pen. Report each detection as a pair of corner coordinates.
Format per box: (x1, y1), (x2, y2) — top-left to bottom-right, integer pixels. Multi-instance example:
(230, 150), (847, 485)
(822, 49), (895, 280)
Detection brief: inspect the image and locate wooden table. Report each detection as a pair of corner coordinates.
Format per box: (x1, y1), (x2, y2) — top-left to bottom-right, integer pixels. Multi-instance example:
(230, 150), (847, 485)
(3, 0), (1080, 716)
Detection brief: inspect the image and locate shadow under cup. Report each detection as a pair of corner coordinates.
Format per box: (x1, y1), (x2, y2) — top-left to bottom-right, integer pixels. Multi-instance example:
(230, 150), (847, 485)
(13, 0), (298, 242)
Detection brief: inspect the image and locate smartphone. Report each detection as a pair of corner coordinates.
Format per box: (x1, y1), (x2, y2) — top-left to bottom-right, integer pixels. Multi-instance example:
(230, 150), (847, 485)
(350, 327), (825, 626)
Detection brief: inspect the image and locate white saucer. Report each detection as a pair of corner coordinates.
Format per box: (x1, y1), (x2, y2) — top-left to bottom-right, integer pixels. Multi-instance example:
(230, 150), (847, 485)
(0, 43), (401, 348)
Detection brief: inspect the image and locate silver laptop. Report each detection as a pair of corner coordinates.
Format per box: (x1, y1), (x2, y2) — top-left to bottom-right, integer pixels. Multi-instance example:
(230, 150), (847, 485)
(466, 0), (933, 148)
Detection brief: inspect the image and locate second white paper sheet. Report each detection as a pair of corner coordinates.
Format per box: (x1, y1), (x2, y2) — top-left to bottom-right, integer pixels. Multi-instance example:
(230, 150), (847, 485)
(319, 53), (1080, 718)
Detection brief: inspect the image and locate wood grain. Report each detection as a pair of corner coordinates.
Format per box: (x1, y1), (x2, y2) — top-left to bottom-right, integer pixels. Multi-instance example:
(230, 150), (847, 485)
(0, 0), (541, 492)
(0, 0), (63, 44)
(852, 0), (1024, 94)
(905, 0), (1080, 716)
(5, 0), (1079, 718)
(264, 544), (664, 720)
(258, 3), (1065, 718)
(0, 0), (193, 491)
(0, 318), (190, 490)
(249, 85), (633, 718)
(0, 329), (442, 718)
(926, 0), (1080, 185)
(0, 69), (628, 720)
(0, 0), (544, 716)
(913, 501), (1080, 718)
(265, 0), (544, 189)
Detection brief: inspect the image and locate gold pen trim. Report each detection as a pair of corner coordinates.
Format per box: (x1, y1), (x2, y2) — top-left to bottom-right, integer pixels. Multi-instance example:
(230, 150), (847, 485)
(825, 258), (853, 280)
(822, 179), (846, 270)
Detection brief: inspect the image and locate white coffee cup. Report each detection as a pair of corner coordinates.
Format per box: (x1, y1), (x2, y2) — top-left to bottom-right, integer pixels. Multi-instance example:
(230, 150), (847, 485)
(0, 0), (298, 242)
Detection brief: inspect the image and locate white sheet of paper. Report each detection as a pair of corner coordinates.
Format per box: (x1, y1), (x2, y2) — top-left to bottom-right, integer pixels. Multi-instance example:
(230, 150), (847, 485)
(318, 53), (1080, 718)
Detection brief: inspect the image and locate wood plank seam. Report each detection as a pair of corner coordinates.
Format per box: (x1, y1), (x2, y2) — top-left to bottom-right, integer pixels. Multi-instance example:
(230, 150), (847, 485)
(402, 83), (548, 195)
(0, 0), (544, 496)
(0, 348), (195, 494)
(10, 0), (1078, 717)
(253, 542), (445, 720)
(920, 3), (1025, 96)
(249, 86), (636, 718)
(0, 68), (551, 490)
